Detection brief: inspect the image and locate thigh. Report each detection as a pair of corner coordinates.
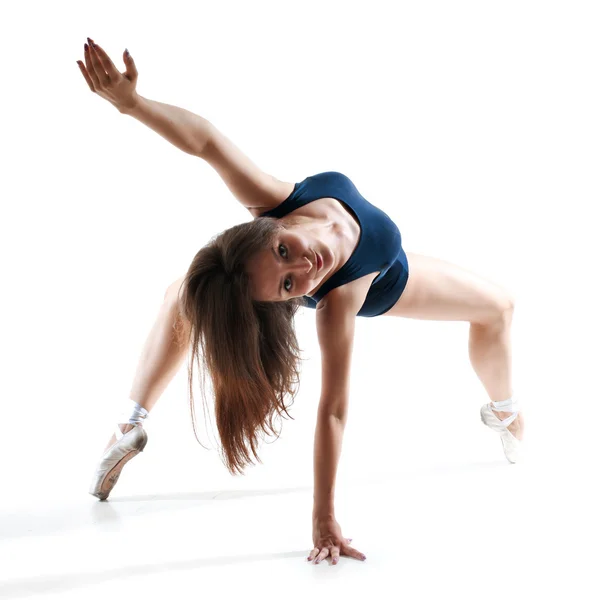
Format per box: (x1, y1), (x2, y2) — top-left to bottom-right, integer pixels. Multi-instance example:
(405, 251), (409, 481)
(381, 252), (514, 324)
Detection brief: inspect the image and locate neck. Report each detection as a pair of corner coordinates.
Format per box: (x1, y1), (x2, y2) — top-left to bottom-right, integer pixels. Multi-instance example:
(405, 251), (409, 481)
(284, 214), (338, 241)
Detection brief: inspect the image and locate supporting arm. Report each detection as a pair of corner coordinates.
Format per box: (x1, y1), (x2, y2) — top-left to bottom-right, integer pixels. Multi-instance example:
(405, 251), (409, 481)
(313, 411), (347, 518)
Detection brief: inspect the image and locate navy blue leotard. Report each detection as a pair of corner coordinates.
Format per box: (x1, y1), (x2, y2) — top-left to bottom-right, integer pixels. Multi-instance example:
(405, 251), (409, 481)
(259, 171), (409, 317)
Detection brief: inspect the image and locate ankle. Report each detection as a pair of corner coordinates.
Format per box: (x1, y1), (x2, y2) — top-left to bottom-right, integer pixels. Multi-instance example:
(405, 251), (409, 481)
(104, 423), (137, 453)
(117, 399), (150, 428)
(489, 396), (519, 421)
(492, 409), (517, 420)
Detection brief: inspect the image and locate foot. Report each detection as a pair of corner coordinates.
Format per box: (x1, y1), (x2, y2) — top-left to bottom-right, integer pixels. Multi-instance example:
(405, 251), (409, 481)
(103, 423), (136, 454)
(90, 424), (148, 501)
(491, 409), (524, 441)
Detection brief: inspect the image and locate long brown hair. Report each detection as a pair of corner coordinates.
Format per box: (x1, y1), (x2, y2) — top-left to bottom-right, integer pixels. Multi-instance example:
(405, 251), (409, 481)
(178, 217), (306, 476)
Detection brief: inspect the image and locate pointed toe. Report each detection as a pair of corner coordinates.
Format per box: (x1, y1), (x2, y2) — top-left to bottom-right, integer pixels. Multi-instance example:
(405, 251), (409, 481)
(480, 403), (522, 464)
(89, 426), (148, 500)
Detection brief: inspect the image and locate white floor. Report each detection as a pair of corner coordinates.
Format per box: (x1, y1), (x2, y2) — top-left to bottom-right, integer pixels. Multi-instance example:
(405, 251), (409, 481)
(1, 424), (597, 600)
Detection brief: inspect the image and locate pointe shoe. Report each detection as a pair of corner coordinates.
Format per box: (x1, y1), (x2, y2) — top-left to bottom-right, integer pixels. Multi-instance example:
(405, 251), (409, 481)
(89, 424), (148, 500)
(480, 402), (522, 464)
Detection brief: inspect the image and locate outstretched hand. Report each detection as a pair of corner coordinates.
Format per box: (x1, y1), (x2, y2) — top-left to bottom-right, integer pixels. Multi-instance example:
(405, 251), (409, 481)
(309, 515), (366, 565)
(76, 38), (140, 113)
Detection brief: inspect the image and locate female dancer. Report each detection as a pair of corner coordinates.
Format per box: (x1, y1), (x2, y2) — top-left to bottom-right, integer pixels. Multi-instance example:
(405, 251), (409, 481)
(78, 39), (524, 566)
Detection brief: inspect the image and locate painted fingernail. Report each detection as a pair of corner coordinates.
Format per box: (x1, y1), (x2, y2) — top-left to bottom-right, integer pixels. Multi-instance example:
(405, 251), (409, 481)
(84, 43), (88, 52)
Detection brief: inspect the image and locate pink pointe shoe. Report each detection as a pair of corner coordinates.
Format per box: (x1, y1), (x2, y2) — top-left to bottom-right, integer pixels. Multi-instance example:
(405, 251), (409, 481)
(89, 424), (148, 500)
(480, 398), (522, 464)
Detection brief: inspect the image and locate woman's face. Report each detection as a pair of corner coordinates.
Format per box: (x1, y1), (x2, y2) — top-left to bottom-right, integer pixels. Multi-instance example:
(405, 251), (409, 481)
(246, 225), (328, 302)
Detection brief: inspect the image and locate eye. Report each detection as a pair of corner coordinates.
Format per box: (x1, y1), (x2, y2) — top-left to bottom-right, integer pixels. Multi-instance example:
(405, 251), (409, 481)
(278, 244), (292, 293)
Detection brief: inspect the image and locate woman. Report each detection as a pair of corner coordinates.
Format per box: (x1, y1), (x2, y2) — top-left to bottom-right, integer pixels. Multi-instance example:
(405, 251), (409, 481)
(78, 39), (524, 566)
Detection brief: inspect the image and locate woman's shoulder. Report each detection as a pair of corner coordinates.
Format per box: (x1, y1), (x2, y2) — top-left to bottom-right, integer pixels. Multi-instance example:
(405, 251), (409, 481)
(247, 179), (297, 218)
(316, 271), (380, 318)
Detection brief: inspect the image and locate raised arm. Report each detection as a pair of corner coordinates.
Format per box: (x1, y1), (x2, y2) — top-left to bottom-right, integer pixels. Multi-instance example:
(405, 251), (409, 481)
(77, 39), (293, 213)
(123, 97), (294, 213)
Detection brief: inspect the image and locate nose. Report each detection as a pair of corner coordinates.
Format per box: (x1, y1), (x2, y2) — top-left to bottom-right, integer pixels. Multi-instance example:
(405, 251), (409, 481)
(291, 254), (313, 275)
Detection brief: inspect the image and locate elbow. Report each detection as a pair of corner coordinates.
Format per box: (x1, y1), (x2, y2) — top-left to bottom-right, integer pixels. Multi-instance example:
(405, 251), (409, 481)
(317, 404), (348, 425)
(195, 121), (217, 159)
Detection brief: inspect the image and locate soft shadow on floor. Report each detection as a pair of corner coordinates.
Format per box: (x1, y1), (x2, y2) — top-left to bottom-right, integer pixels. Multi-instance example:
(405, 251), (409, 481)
(0, 549), (321, 599)
(1, 460), (508, 541)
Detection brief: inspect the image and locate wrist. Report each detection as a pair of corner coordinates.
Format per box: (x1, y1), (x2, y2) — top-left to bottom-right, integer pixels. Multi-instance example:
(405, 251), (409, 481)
(313, 512), (336, 526)
(313, 501), (335, 520)
(118, 92), (142, 115)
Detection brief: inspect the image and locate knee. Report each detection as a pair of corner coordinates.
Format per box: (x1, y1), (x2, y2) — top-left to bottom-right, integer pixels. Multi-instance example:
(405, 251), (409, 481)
(164, 276), (186, 303)
(491, 294), (515, 327)
(164, 276), (188, 319)
(164, 277), (192, 344)
(500, 293), (515, 315)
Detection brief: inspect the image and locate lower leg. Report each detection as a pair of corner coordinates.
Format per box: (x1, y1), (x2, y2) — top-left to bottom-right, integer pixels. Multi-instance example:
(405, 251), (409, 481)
(468, 308), (524, 440)
(103, 294), (191, 452)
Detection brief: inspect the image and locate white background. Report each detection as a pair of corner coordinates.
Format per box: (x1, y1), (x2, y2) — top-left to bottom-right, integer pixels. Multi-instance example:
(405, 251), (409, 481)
(1, 1), (599, 598)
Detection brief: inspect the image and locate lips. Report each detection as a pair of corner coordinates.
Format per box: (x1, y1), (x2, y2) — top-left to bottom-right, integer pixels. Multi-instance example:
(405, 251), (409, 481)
(314, 251), (322, 273)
